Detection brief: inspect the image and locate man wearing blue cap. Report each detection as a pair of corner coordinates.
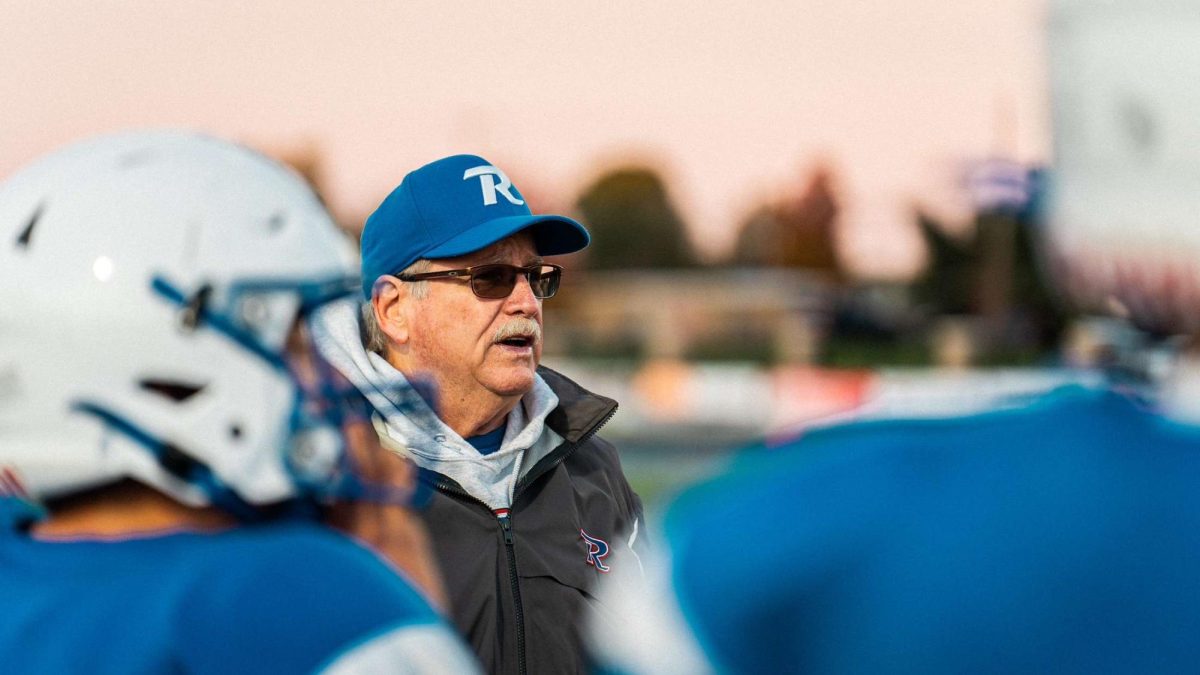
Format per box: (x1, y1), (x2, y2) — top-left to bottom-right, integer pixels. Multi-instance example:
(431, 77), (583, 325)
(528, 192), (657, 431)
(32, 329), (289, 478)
(314, 154), (644, 674)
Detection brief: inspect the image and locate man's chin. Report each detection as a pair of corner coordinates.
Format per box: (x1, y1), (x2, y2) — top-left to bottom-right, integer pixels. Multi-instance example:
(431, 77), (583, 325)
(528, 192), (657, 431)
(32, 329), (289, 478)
(483, 368), (538, 399)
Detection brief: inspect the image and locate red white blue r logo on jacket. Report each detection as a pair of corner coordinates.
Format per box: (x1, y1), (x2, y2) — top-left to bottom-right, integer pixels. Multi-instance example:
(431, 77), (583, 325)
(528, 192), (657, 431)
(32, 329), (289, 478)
(580, 529), (611, 572)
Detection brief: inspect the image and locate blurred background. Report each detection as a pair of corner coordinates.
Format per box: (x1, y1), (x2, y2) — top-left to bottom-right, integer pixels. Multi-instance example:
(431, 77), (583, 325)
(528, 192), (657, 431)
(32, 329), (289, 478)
(0, 1), (1168, 505)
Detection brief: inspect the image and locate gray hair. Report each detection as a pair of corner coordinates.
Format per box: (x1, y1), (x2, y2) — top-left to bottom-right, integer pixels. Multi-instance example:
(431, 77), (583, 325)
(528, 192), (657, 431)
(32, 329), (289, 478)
(362, 259), (432, 355)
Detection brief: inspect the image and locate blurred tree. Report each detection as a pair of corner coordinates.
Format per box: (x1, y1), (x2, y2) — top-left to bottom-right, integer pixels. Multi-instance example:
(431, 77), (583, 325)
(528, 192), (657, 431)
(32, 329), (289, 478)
(1002, 207), (1068, 346)
(272, 140), (367, 237)
(273, 140), (328, 204)
(731, 166), (843, 279)
(912, 213), (977, 314)
(731, 205), (778, 264)
(574, 167), (697, 269)
(913, 202), (1066, 352)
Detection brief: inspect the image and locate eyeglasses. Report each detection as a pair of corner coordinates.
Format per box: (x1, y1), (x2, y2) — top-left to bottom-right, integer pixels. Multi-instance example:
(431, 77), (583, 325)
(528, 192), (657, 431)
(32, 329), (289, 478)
(397, 263), (563, 299)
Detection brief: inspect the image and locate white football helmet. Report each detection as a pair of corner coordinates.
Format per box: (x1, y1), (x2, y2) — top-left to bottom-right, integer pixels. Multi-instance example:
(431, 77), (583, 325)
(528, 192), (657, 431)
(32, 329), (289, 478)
(0, 130), (363, 517)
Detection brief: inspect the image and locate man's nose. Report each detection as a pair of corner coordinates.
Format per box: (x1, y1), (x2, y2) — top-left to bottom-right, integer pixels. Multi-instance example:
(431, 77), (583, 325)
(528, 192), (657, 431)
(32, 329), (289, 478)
(505, 272), (540, 313)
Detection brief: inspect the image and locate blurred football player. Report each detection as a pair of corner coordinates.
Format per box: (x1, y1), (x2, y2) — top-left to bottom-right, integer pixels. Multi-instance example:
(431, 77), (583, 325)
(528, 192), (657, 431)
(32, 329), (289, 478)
(588, 1), (1200, 673)
(0, 131), (477, 673)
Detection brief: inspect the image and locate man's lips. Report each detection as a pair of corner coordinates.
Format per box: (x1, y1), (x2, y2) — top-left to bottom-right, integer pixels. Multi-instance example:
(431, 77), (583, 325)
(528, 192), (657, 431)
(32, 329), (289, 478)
(492, 318), (541, 354)
(495, 335), (535, 348)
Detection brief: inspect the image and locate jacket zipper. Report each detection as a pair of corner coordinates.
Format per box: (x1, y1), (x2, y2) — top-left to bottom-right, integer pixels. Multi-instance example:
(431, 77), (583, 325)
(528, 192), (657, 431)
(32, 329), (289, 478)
(425, 479), (530, 675)
(426, 403), (616, 675)
(496, 509), (527, 675)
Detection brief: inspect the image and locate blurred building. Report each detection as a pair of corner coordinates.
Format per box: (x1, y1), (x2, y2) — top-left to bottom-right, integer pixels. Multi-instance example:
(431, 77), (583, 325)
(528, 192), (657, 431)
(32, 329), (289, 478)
(545, 267), (834, 364)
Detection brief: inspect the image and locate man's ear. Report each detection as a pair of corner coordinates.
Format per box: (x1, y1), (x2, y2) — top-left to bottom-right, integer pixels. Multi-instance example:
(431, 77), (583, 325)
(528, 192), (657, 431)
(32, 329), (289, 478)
(372, 276), (409, 346)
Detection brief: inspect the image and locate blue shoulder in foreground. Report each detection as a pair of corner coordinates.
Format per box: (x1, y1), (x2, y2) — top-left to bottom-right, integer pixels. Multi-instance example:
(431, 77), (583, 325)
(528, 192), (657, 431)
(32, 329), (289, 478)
(663, 387), (1200, 674)
(0, 521), (475, 674)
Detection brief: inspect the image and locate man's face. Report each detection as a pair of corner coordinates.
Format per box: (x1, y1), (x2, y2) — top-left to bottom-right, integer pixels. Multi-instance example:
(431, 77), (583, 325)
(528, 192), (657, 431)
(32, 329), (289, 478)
(404, 231), (544, 408)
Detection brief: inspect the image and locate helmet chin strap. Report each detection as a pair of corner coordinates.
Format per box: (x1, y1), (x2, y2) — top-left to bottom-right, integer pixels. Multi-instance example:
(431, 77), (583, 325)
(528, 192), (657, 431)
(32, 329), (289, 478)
(70, 401), (263, 523)
(70, 370), (433, 521)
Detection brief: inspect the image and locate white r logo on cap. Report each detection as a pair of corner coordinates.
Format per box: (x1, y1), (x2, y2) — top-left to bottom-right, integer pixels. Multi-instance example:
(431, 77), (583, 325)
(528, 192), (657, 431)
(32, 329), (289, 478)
(463, 166), (525, 206)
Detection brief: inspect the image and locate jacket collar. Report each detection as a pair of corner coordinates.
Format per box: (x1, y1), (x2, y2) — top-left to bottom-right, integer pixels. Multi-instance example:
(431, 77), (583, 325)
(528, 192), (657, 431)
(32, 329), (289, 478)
(537, 366), (618, 444)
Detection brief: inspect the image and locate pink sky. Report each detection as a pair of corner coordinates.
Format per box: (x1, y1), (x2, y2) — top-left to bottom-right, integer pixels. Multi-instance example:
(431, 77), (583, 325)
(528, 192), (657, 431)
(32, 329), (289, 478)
(0, 1), (1049, 279)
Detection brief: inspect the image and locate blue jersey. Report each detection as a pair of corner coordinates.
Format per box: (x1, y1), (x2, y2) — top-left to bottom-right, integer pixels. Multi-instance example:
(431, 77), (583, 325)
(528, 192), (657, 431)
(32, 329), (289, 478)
(594, 387), (1200, 674)
(0, 520), (477, 674)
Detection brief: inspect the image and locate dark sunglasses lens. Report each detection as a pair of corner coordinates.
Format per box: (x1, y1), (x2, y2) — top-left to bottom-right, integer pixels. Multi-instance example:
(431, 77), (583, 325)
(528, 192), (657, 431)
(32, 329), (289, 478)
(470, 265), (518, 298)
(530, 266), (561, 298)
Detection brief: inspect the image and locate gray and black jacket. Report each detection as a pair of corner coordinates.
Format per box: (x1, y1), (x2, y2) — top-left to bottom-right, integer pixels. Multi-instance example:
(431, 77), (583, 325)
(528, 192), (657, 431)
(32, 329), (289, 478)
(418, 367), (644, 674)
(312, 300), (645, 674)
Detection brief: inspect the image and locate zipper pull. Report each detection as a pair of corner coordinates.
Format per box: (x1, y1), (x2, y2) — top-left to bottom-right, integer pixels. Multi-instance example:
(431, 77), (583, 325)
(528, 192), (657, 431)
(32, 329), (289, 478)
(495, 508), (514, 545)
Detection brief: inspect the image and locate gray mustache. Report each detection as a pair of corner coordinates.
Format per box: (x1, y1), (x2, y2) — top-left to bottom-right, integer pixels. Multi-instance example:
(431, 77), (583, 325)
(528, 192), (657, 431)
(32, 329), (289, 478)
(493, 318), (541, 344)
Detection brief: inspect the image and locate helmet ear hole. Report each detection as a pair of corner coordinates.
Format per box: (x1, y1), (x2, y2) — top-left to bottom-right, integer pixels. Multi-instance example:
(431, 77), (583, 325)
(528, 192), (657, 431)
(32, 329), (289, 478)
(139, 379), (206, 403)
(229, 424), (244, 441)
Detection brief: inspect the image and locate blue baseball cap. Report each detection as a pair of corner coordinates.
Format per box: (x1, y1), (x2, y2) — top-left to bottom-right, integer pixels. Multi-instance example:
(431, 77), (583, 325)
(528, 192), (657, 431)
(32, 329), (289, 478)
(360, 154), (591, 298)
